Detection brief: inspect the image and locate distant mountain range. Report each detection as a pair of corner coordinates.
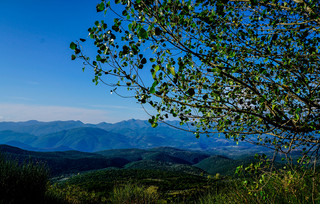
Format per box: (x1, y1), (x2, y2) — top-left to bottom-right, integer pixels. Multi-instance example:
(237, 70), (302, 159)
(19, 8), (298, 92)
(0, 119), (267, 155)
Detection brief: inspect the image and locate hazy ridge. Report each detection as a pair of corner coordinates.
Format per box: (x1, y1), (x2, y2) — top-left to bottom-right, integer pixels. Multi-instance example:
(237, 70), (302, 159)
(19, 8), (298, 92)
(0, 119), (265, 155)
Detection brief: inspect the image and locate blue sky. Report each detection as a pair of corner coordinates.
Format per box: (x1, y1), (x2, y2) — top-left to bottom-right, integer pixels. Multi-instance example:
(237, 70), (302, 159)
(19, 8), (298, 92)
(0, 0), (150, 123)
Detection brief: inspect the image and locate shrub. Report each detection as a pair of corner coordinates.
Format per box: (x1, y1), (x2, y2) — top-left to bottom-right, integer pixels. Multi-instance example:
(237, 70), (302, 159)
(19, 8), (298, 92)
(110, 183), (160, 204)
(240, 168), (320, 203)
(0, 155), (49, 203)
(47, 183), (106, 204)
(196, 167), (320, 204)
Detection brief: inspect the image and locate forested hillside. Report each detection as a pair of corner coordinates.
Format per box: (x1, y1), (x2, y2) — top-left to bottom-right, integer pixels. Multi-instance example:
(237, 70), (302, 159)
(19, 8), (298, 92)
(0, 145), (248, 177)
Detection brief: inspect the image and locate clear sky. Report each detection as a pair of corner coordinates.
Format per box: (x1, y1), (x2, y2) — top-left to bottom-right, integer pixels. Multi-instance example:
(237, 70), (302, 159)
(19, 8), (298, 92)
(0, 0), (150, 123)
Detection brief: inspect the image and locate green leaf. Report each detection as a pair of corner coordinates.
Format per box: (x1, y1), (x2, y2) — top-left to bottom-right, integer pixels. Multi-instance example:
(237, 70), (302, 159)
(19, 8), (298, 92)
(141, 58), (147, 64)
(122, 10), (128, 16)
(139, 28), (148, 39)
(150, 58), (156, 62)
(154, 65), (160, 73)
(168, 66), (175, 76)
(152, 65), (159, 79)
(155, 27), (162, 35)
(187, 88), (195, 96)
(75, 48), (81, 54)
(70, 42), (77, 50)
(128, 23), (132, 31)
(150, 81), (158, 94)
(71, 54), (76, 60)
(202, 94), (208, 100)
(96, 2), (105, 12)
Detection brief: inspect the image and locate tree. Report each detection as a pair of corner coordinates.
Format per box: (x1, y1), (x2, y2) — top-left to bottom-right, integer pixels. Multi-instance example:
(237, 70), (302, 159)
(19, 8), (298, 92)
(71, 0), (320, 156)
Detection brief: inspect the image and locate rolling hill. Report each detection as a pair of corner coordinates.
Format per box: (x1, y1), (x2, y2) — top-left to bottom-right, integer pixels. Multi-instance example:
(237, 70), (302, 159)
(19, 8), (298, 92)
(97, 147), (210, 165)
(0, 145), (129, 176)
(194, 155), (256, 175)
(0, 144), (242, 177)
(124, 160), (207, 175)
(149, 147), (211, 164)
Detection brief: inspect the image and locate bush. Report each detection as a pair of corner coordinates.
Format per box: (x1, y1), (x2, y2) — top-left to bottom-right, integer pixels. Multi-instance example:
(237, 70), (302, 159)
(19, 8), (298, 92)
(0, 155), (49, 203)
(240, 168), (320, 203)
(196, 167), (320, 204)
(197, 192), (234, 204)
(47, 183), (106, 204)
(110, 183), (160, 204)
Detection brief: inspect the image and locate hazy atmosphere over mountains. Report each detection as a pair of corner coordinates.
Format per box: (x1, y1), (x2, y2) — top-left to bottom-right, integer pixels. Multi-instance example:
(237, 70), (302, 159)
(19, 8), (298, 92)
(0, 119), (262, 155)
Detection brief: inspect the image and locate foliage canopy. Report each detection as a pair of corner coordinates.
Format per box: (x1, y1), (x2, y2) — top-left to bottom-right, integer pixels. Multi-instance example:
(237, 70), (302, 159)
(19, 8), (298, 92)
(71, 0), (320, 155)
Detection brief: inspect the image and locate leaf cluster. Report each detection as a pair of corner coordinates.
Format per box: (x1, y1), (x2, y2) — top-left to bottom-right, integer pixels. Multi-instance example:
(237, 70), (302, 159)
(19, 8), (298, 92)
(72, 0), (320, 154)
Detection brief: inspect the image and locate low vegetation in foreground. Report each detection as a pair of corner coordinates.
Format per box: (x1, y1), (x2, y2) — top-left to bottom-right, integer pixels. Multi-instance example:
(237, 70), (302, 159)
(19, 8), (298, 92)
(1, 152), (320, 204)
